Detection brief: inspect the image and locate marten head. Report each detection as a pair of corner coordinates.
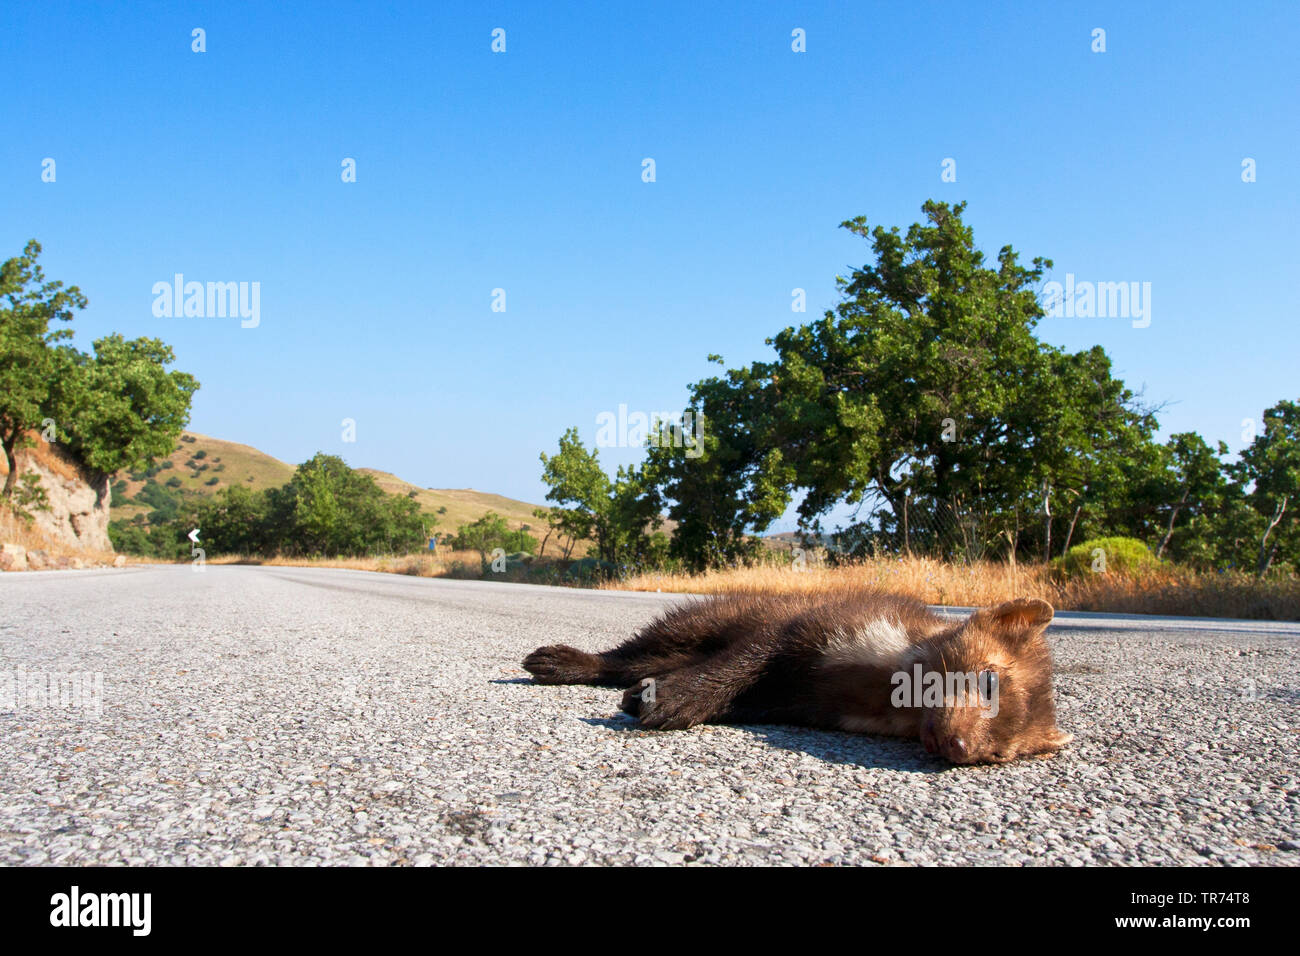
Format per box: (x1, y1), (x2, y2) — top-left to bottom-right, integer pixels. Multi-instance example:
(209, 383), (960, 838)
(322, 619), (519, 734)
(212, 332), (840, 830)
(918, 598), (1072, 765)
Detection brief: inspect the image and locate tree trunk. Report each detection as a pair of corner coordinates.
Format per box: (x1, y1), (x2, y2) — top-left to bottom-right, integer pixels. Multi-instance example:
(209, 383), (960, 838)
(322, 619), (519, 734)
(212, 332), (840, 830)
(1062, 504), (1083, 558)
(902, 492), (912, 558)
(1041, 479), (1052, 564)
(0, 436), (19, 500)
(1259, 540), (1279, 578)
(1156, 487), (1190, 560)
(1257, 496), (1289, 577)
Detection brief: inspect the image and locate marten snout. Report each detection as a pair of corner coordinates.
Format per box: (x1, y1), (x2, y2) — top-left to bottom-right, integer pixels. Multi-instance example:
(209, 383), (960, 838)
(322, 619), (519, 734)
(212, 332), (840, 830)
(923, 708), (1015, 764)
(921, 719), (970, 762)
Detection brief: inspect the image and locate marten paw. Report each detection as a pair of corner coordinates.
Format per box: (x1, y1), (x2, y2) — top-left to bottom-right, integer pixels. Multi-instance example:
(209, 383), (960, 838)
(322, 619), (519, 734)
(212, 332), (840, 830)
(522, 645), (600, 684)
(620, 676), (707, 730)
(620, 680), (654, 717)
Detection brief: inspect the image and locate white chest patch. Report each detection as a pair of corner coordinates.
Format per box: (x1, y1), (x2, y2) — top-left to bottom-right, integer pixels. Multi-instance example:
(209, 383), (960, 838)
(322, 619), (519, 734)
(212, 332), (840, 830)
(821, 617), (913, 669)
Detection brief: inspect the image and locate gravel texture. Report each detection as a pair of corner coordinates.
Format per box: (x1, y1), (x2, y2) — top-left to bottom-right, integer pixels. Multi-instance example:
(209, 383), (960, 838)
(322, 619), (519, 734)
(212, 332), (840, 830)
(1, 564), (1297, 866)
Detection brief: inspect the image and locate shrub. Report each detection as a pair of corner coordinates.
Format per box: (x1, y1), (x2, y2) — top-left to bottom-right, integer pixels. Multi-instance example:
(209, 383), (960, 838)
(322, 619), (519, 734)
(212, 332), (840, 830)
(109, 520), (153, 554)
(110, 479), (130, 505)
(568, 556), (619, 582)
(451, 512), (511, 561)
(3, 473), (50, 521)
(1058, 536), (1158, 578)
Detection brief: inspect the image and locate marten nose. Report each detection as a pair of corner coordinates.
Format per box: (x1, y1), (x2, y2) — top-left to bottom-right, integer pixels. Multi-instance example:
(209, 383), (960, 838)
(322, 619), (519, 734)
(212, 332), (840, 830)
(945, 736), (968, 761)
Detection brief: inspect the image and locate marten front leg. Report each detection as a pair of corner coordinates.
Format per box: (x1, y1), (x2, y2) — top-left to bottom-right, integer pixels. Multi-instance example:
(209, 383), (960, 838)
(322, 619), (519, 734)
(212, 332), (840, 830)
(620, 647), (769, 730)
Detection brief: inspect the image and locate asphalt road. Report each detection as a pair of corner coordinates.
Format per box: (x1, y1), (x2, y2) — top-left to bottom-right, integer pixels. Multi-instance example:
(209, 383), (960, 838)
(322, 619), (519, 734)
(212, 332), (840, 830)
(2, 564), (1297, 866)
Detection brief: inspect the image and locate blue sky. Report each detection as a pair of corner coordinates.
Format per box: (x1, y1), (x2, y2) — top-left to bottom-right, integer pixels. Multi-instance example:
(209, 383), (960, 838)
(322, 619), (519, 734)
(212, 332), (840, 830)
(3, 1), (1297, 533)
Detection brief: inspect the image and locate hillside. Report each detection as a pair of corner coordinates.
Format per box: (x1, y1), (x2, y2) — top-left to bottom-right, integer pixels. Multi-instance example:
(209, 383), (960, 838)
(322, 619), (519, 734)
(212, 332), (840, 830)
(110, 432), (296, 524)
(356, 469), (550, 538)
(112, 432), (549, 542)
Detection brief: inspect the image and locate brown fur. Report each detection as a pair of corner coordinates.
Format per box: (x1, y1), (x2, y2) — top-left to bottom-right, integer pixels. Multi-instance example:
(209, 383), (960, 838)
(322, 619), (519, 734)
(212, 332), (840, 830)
(523, 591), (1072, 765)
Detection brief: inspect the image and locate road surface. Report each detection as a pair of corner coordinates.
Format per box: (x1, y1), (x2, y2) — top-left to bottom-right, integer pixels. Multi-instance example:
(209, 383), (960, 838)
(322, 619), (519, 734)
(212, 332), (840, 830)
(1, 565), (1297, 865)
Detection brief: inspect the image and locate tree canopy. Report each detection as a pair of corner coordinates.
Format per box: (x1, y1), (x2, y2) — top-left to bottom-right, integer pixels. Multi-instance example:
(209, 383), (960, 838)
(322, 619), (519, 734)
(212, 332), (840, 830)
(0, 240), (198, 500)
(542, 201), (1300, 578)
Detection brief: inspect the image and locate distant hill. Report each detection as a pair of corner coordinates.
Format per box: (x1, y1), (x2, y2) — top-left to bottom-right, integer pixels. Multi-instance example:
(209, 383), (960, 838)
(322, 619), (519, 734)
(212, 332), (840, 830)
(111, 432), (294, 524)
(762, 530), (837, 554)
(112, 432), (549, 541)
(355, 469), (549, 537)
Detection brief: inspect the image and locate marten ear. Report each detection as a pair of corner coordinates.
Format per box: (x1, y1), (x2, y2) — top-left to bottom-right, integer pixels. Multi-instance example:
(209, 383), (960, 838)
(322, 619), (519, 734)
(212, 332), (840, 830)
(969, 598), (1054, 647)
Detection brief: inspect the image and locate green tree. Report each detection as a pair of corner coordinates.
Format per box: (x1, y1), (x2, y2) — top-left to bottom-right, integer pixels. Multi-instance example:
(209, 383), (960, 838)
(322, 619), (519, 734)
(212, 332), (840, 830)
(540, 428), (610, 559)
(197, 483), (272, 555)
(658, 201), (1159, 568)
(540, 428), (665, 568)
(453, 511), (511, 563)
(53, 334), (199, 477)
(0, 241), (198, 505)
(791, 200), (1053, 546)
(265, 453), (428, 557)
(1236, 401), (1300, 575)
(1151, 433), (1231, 560)
(640, 384), (786, 570)
(1012, 346), (1158, 564)
(0, 241), (85, 498)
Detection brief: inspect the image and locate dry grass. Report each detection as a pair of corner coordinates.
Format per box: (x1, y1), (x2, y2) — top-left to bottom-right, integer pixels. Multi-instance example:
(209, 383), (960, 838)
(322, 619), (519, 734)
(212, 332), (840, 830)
(0, 435), (83, 483)
(0, 510), (63, 553)
(205, 550), (489, 579)
(177, 551), (1300, 620)
(608, 558), (1300, 621)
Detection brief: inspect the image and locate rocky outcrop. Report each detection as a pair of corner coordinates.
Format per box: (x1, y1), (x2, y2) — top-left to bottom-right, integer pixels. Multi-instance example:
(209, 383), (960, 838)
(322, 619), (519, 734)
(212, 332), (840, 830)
(0, 438), (113, 553)
(0, 542), (27, 571)
(0, 543), (105, 570)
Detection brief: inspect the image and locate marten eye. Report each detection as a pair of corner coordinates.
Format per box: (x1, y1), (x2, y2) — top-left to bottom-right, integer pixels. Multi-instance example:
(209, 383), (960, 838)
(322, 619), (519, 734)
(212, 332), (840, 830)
(978, 669), (998, 698)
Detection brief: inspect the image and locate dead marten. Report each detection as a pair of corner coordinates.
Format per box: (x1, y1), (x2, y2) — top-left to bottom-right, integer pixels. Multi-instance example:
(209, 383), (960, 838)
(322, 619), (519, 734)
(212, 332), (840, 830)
(523, 592), (1072, 765)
